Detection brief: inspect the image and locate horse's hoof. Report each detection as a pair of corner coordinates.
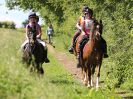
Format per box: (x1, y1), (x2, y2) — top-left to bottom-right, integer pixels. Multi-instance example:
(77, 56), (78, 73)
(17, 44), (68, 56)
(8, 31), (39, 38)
(38, 68), (44, 75)
(87, 84), (91, 88)
(96, 86), (100, 91)
(44, 58), (50, 63)
(77, 63), (81, 68)
(83, 81), (88, 86)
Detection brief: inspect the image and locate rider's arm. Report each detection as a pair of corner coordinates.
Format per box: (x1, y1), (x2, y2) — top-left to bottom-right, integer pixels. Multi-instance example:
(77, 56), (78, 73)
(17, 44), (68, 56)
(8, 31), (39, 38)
(76, 17), (82, 30)
(36, 24), (42, 38)
(25, 25), (29, 39)
(81, 21), (86, 34)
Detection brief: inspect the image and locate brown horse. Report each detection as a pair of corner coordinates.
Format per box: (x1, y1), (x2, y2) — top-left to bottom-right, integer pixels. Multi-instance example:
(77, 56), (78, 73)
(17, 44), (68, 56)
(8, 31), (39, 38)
(80, 20), (104, 89)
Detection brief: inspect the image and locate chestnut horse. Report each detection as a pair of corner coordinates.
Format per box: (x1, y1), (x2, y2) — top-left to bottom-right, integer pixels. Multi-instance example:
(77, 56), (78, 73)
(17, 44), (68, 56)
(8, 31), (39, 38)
(80, 20), (104, 89)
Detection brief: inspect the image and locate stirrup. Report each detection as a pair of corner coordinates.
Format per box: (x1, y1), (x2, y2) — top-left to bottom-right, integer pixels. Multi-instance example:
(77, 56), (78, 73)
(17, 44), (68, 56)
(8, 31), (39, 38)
(44, 58), (50, 63)
(103, 53), (108, 58)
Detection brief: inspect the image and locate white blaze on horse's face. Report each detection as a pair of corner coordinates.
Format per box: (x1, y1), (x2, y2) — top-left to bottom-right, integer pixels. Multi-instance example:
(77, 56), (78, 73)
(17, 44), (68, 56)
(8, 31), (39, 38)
(96, 25), (100, 36)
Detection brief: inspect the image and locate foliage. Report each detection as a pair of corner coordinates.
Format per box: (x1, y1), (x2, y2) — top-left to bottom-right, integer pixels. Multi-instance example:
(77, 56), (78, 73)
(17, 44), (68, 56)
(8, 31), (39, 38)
(22, 19), (29, 28)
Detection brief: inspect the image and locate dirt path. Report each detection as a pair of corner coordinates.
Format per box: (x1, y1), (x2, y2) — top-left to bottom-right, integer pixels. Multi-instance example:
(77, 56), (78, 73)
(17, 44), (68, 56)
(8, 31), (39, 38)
(47, 44), (83, 81)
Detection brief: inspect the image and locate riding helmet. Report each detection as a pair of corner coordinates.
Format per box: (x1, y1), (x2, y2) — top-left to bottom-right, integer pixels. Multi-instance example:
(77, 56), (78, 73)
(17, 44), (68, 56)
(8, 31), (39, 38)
(28, 12), (37, 19)
(82, 5), (89, 12)
(84, 8), (93, 16)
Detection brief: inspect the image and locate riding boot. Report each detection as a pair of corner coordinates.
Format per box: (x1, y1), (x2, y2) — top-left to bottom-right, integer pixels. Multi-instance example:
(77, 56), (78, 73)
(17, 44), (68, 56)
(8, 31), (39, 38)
(44, 47), (50, 63)
(102, 43), (108, 58)
(69, 31), (80, 54)
(68, 46), (74, 54)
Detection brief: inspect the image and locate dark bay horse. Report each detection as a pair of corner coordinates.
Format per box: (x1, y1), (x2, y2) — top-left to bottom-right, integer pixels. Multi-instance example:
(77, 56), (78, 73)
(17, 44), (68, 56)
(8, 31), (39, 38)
(22, 33), (46, 75)
(80, 20), (104, 89)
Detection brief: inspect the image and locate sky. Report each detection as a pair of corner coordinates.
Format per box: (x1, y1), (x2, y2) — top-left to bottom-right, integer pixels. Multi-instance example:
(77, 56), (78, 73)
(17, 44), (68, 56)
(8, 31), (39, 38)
(0, 0), (42, 28)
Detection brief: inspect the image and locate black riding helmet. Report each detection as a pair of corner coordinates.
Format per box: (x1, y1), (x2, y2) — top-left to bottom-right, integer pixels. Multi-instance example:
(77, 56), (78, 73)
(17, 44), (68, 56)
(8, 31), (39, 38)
(84, 8), (93, 16)
(82, 6), (89, 13)
(28, 12), (37, 19)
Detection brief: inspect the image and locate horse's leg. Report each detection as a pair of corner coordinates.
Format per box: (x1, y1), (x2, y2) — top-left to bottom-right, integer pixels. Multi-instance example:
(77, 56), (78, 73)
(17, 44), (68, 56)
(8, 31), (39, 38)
(87, 65), (91, 88)
(83, 67), (88, 86)
(36, 62), (44, 75)
(91, 64), (96, 87)
(48, 35), (51, 43)
(96, 63), (101, 89)
(81, 66), (85, 82)
(39, 63), (44, 75)
(30, 61), (36, 72)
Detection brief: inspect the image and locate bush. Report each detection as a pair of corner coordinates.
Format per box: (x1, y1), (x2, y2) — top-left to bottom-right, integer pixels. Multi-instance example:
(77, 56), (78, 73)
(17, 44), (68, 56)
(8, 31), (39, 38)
(0, 21), (16, 29)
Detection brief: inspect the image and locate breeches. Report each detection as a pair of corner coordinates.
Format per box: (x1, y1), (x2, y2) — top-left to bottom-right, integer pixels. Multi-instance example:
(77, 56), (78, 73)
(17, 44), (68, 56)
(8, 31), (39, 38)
(21, 39), (46, 50)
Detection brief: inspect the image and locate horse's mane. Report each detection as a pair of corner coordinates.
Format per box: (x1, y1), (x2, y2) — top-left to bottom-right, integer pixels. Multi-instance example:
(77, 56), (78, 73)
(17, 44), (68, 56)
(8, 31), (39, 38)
(90, 19), (103, 41)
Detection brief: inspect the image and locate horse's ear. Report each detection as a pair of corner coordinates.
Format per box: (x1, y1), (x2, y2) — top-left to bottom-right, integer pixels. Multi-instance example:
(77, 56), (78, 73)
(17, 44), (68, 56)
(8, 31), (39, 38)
(93, 19), (97, 24)
(99, 20), (102, 24)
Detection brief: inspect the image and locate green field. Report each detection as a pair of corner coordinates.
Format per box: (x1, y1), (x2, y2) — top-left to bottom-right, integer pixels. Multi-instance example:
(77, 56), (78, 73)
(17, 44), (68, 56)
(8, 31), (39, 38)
(0, 28), (125, 99)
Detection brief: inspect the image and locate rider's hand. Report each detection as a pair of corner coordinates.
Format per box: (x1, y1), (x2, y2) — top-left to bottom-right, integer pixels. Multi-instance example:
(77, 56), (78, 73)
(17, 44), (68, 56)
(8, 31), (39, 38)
(36, 35), (40, 39)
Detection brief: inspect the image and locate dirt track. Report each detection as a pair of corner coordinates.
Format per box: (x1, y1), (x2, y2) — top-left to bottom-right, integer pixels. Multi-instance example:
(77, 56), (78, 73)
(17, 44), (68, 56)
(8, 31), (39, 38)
(47, 44), (83, 81)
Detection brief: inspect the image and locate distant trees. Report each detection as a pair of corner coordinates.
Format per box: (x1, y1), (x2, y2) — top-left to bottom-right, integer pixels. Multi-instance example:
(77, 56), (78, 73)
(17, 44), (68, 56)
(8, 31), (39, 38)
(0, 21), (16, 29)
(22, 19), (28, 28)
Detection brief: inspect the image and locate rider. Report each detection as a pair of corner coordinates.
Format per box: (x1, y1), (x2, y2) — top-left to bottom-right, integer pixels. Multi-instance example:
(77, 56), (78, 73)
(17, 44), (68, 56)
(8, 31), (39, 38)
(68, 5), (90, 53)
(46, 23), (54, 43)
(77, 8), (108, 67)
(21, 12), (49, 63)
(76, 8), (94, 67)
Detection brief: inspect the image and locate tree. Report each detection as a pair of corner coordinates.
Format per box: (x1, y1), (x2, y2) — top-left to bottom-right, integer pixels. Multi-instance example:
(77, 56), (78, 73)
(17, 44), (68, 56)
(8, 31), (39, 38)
(22, 19), (29, 28)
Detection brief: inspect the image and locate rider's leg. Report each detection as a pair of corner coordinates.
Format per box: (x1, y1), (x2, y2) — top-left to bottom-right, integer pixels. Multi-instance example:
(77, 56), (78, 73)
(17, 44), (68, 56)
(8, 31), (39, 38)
(21, 39), (29, 62)
(69, 30), (81, 53)
(101, 37), (108, 58)
(48, 34), (51, 43)
(77, 35), (88, 68)
(76, 35), (85, 68)
(21, 39), (29, 50)
(37, 39), (50, 63)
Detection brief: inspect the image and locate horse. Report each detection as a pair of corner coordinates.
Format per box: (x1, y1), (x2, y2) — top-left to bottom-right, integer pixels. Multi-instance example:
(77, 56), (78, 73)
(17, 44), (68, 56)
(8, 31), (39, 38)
(80, 20), (104, 89)
(22, 32), (46, 75)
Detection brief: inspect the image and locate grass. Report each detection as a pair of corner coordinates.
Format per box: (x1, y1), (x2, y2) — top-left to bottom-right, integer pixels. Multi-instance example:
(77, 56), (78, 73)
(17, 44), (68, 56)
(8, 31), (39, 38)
(0, 28), (122, 99)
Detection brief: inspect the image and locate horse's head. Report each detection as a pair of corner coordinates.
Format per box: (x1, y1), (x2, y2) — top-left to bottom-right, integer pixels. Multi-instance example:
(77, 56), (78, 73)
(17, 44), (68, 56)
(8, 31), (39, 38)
(28, 32), (37, 45)
(90, 20), (103, 41)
